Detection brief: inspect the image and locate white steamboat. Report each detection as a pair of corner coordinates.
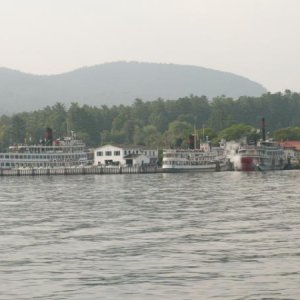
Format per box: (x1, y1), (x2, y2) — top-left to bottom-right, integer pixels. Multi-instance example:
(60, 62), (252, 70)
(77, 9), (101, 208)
(0, 129), (89, 169)
(162, 138), (228, 172)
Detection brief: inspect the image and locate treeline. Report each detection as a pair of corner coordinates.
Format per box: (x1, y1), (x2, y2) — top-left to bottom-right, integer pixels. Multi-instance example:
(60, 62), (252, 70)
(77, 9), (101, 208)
(1, 90), (300, 151)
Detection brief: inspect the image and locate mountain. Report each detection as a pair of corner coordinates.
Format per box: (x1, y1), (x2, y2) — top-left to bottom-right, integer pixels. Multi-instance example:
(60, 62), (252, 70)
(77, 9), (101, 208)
(0, 61), (267, 114)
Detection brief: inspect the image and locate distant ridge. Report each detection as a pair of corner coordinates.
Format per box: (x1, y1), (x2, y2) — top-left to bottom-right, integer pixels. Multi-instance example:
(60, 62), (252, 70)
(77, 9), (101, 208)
(0, 61), (267, 114)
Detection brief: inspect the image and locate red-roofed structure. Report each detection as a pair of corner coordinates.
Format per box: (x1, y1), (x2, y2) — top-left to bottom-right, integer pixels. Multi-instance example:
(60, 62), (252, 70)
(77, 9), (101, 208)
(280, 141), (300, 167)
(280, 141), (300, 151)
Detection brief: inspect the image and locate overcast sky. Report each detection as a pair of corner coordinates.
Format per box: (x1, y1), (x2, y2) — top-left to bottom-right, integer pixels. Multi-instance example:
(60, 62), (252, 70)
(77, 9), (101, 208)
(0, 0), (299, 92)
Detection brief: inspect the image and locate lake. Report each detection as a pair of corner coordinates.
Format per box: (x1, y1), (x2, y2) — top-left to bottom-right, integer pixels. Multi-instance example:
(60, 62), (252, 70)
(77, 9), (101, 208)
(0, 171), (299, 299)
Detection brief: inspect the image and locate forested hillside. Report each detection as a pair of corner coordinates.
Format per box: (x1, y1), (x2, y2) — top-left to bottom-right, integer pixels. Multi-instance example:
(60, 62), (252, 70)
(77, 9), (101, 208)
(0, 90), (299, 151)
(0, 62), (267, 114)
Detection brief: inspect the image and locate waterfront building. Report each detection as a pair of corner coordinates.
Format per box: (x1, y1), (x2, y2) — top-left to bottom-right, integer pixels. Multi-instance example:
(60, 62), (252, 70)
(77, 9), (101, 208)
(280, 141), (300, 166)
(94, 145), (158, 167)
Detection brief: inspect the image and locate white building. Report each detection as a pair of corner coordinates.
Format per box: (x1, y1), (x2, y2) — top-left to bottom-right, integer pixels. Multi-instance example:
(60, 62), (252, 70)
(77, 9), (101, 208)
(94, 145), (158, 167)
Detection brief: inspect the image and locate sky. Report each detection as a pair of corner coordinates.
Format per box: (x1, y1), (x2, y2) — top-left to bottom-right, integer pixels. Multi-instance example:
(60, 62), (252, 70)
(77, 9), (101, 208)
(0, 0), (300, 92)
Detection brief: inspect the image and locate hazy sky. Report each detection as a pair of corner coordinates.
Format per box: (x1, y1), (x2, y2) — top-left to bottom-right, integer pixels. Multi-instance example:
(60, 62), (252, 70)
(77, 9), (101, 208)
(0, 0), (300, 92)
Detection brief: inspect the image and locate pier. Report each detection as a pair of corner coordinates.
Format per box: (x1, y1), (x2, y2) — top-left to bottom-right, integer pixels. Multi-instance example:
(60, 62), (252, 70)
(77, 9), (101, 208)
(0, 165), (161, 176)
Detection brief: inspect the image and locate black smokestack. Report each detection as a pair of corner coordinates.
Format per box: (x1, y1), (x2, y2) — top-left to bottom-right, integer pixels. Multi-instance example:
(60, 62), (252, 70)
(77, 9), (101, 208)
(188, 135), (195, 149)
(261, 118), (266, 141)
(45, 128), (53, 146)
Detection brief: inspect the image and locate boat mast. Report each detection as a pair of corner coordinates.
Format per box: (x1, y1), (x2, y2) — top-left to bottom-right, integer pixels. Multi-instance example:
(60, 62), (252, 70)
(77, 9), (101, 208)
(192, 125), (199, 149)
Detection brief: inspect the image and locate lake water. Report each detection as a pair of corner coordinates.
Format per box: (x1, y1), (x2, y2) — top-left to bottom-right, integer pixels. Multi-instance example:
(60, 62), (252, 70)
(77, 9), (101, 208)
(0, 171), (300, 300)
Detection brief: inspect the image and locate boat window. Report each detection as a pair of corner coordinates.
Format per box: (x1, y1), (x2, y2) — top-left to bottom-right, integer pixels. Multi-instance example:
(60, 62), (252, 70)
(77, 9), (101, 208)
(97, 151), (103, 156)
(105, 151), (112, 156)
(114, 151), (120, 156)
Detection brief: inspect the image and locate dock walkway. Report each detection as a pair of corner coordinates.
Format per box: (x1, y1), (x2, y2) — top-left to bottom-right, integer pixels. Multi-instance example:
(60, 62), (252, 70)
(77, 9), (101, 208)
(0, 165), (160, 176)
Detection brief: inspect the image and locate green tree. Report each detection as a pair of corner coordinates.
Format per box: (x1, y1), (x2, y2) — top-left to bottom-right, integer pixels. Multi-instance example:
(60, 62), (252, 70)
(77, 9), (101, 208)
(133, 125), (162, 147)
(163, 121), (193, 148)
(218, 123), (257, 141)
(208, 96), (235, 131)
(10, 115), (26, 143)
(273, 127), (300, 141)
(0, 118), (10, 151)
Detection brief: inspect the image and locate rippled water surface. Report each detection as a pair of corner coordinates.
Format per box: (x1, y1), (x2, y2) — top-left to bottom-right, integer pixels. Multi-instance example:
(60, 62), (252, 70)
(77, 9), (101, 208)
(0, 171), (300, 299)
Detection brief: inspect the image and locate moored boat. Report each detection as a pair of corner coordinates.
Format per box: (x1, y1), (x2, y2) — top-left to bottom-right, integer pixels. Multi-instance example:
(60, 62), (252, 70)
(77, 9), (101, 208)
(233, 118), (287, 171)
(162, 134), (229, 172)
(0, 128), (90, 169)
(234, 140), (286, 171)
(162, 147), (228, 172)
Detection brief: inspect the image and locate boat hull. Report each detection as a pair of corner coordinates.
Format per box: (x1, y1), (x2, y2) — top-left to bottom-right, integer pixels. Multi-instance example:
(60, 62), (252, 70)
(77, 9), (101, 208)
(162, 162), (228, 173)
(240, 156), (256, 171)
(236, 156), (285, 171)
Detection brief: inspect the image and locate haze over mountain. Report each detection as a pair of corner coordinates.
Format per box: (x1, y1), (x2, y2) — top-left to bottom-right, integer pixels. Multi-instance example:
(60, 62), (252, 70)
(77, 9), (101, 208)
(0, 61), (267, 114)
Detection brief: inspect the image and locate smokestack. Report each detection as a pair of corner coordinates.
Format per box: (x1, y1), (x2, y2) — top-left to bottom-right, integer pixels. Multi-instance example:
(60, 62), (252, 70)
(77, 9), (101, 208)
(261, 118), (266, 141)
(45, 128), (53, 146)
(188, 135), (195, 149)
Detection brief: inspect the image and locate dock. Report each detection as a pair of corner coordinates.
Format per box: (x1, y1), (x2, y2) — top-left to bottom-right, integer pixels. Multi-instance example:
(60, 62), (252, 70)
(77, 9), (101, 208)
(0, 165), (161, 176)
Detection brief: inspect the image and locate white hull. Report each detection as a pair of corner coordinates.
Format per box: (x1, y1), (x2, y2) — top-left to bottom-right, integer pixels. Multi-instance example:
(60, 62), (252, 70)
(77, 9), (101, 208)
(162, 162), (227, 173)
